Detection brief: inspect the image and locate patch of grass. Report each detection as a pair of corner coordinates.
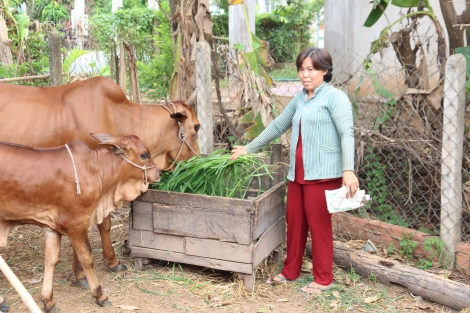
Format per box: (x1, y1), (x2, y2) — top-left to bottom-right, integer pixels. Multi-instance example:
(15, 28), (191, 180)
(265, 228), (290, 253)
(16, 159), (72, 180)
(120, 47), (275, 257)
(269, 63), (299, 81)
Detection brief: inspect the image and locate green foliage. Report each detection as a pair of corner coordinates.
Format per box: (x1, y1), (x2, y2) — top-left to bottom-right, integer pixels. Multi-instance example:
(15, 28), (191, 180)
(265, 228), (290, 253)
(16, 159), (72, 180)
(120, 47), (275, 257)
(387, 242), (395, 255)
(63, 49), (92, 80)
(212, 12), (228, 38)
(363, 0), (390, 27)
(455, 46), (470, 96)
(255, 0), (323, 63)
(240, 111), (266, 139)
(41, 0), (69, 23)
(90, 8), (158, 61)
(269, 63), (298, 80)
(364, 0), (434, 28)
(368, 68), (397, 129)
(361, 149), (409, 227)
(90, 6), (173, 96)
(152, 150), (273, 198)
(137, 13), (174, 98)
(399, 233), (417, 259)
(4, 30), (49, 82)
(87, 0), (112, 15)
(423, 237), (445, 262)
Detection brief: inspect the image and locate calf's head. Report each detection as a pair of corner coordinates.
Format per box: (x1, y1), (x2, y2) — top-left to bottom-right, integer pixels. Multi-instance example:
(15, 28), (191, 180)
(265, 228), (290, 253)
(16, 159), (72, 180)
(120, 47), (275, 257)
(90, 133), (160, 191)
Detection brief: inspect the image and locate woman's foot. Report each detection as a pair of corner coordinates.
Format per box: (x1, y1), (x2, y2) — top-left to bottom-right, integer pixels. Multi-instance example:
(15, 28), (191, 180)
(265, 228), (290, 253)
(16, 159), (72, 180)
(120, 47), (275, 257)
(266, 274), (295, 286)
(299, 281), (334, 294)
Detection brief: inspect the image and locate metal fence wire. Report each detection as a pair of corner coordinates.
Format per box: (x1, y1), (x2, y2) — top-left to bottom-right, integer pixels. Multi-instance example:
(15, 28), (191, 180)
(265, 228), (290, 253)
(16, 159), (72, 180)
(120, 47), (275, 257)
(1, 30), (469, 273)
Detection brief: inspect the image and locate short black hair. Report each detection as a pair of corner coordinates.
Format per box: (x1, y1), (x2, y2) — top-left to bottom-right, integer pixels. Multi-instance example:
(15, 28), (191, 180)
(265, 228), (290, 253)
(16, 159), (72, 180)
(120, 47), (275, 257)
(296, 47), (333, 82)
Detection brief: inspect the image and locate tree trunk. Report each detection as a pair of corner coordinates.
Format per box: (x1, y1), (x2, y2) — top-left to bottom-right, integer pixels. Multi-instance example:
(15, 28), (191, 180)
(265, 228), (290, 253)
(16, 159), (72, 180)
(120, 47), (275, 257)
(333, 244), (470, 311)
(439, 0), (465, 54)
(0, 15), (13, 64)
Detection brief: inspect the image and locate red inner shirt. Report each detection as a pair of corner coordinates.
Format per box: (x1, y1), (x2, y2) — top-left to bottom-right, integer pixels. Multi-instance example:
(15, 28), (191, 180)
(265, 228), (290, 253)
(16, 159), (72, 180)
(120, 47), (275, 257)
(295, 124), (338, 184)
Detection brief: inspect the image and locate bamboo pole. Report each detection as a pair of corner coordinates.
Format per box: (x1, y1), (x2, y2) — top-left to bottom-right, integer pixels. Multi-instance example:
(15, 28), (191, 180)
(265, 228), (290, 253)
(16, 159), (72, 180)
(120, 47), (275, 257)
(0, 255), (42, 313)
(0, 74), (50, 83)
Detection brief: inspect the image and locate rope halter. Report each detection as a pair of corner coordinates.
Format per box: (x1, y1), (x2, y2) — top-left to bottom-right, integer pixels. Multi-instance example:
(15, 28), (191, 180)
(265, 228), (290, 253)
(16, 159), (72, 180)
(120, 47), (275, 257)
(119, 154), (156, 185)
(159, 102), (200, 171)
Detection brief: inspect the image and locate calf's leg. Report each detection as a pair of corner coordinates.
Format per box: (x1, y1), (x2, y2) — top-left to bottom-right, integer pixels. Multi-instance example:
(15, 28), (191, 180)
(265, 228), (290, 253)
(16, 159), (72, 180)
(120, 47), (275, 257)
(97, 215), (127, 272)
(71, 249), (89, 289)
(40, 229), (61, 313)
(68, 230), (111, 307)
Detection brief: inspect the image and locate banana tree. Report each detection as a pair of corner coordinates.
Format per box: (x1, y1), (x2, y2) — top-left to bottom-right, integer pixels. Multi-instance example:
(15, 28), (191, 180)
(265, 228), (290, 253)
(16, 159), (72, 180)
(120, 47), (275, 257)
(361, 0), (446, 133)
(0, 0), (18, 64)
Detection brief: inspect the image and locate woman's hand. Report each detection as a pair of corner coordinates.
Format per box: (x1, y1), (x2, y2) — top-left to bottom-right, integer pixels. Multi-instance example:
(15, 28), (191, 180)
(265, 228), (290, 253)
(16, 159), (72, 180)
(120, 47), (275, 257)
(343, 170), (359, 198)
(230, 146), (248, 161)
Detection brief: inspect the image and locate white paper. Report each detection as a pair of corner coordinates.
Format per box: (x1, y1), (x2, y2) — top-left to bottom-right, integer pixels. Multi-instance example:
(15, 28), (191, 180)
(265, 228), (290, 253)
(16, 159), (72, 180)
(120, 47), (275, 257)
(325, 186), (371, 213)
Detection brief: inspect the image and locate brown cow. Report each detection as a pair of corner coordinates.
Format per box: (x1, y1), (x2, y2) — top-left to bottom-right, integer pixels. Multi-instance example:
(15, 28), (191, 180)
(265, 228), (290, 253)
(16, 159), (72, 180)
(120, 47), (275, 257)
(0, 77), (200, 287)
(0, 133), (160, 313)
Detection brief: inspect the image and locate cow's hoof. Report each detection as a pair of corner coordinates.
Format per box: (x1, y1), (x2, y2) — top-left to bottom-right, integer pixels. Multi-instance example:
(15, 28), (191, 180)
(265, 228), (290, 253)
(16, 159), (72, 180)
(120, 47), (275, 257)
(108, 262), (127, 273)
(71, 277), (90, 290)
(0, 300), (9, 312)
(97, 299), (112, 307)
(45, 305), (60, 313)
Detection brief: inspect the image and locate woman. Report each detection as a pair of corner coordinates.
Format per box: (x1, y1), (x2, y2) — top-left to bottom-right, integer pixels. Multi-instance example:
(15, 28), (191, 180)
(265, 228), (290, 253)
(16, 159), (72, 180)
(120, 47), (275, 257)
(230, 47), (359, 294)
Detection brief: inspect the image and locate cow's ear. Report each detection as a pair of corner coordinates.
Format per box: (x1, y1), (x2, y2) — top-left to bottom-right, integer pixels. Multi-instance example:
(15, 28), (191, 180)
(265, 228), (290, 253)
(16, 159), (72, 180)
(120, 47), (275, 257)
(90, 133), (118, 143)
(90, 133), (129, 154)
(170, 111), (188, 122)
(98, 143), (129, 154)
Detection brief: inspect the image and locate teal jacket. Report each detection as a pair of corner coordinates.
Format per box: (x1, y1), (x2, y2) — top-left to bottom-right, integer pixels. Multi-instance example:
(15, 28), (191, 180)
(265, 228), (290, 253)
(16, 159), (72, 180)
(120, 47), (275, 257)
(245, 82), (355, 181)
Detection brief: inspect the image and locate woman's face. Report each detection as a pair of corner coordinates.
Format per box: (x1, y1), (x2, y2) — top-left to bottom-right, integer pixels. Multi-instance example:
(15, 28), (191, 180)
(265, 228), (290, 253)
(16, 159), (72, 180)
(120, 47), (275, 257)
(298, 57), (328, 93)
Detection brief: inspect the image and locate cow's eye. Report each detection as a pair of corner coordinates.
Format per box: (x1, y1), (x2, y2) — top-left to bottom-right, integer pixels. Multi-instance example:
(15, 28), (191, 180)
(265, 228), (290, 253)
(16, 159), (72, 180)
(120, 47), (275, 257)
(140, 153), (148, 160)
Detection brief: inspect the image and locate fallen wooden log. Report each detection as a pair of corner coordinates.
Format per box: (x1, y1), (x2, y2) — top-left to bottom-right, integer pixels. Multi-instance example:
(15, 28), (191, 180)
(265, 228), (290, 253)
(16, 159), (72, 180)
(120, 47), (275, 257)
(332, 244), (470, 311)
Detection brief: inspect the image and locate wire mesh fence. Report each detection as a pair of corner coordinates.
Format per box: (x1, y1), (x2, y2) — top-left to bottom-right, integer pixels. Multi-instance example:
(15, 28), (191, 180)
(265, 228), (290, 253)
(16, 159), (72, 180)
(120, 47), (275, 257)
(1, 28), (469, 273)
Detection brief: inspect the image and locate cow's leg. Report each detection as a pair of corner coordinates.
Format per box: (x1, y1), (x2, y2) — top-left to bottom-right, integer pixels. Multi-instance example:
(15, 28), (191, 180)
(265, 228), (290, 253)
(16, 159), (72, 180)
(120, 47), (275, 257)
(41, 229), (61, 313)
(0, 295), (9, 312)
(97, 215), (127, 272)
(68, 231), (112, 307)
(70, 249), (89, 289)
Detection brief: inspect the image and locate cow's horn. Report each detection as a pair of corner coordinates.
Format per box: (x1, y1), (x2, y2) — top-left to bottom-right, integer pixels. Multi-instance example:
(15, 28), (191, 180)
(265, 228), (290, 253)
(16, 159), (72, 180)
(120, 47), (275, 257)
(165, 95), (171, 104)
(186, 90), (197, 105)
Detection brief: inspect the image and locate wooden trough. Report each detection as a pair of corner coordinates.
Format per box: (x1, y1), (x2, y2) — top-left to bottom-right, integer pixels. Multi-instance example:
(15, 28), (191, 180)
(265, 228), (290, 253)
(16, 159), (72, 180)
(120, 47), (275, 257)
(129, 180), (286, 291)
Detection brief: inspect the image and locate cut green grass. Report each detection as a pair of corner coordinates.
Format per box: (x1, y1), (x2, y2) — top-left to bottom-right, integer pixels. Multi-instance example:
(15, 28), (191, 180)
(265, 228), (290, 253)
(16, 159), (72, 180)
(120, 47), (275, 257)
(152, 150), (273, 198)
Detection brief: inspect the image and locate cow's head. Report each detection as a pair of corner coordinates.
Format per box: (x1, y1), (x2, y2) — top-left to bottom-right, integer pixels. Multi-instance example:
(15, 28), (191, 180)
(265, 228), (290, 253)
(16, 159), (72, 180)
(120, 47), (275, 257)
(91, 133), (160, 193)
(163, 100), (200, 171)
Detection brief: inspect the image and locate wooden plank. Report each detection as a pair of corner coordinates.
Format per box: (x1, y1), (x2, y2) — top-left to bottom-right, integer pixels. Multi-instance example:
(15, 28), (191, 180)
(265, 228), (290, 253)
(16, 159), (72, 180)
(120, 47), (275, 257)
(334, 244), (470, 311)
(185, 237), (253, 263)
(253, 182), (286, 240)
(252, 216), (286, 268)
(137, 189), (254, 215)
(153, 204), (252, 245)
(130, 230), (185, 253)
(131, 246), (253, 274)
(132, 201), (153, 231)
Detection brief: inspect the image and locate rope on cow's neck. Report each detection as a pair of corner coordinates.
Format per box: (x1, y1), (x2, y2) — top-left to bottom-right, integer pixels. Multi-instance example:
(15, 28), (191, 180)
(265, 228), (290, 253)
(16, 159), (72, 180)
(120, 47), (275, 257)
(65, 144), (81, 195)
(159, 102), (200, 172)
(119, 154), (156, 185)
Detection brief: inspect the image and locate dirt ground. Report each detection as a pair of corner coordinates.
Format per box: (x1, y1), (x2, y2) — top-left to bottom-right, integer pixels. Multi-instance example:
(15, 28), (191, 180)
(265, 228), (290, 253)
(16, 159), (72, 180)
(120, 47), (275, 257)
(0, 205), (467, 313)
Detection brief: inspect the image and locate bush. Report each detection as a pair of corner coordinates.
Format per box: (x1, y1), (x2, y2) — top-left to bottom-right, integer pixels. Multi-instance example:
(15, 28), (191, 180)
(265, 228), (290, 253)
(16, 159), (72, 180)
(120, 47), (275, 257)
(256, 0), (323, 63)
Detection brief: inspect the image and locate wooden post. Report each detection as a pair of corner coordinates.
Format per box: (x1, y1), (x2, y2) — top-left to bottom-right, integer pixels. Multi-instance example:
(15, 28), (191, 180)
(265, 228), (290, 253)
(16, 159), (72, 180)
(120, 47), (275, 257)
(195, 42), (214, 155)
(440, 54), (466, 266)
(0, 255), (42, 313)
(271, 143), (283, 186)
(47, 31), (62, 86)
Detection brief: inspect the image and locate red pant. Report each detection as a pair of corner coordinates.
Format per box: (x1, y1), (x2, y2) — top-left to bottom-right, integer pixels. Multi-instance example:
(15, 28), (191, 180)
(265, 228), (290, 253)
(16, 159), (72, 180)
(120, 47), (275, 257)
(280, 178), (342, 285)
